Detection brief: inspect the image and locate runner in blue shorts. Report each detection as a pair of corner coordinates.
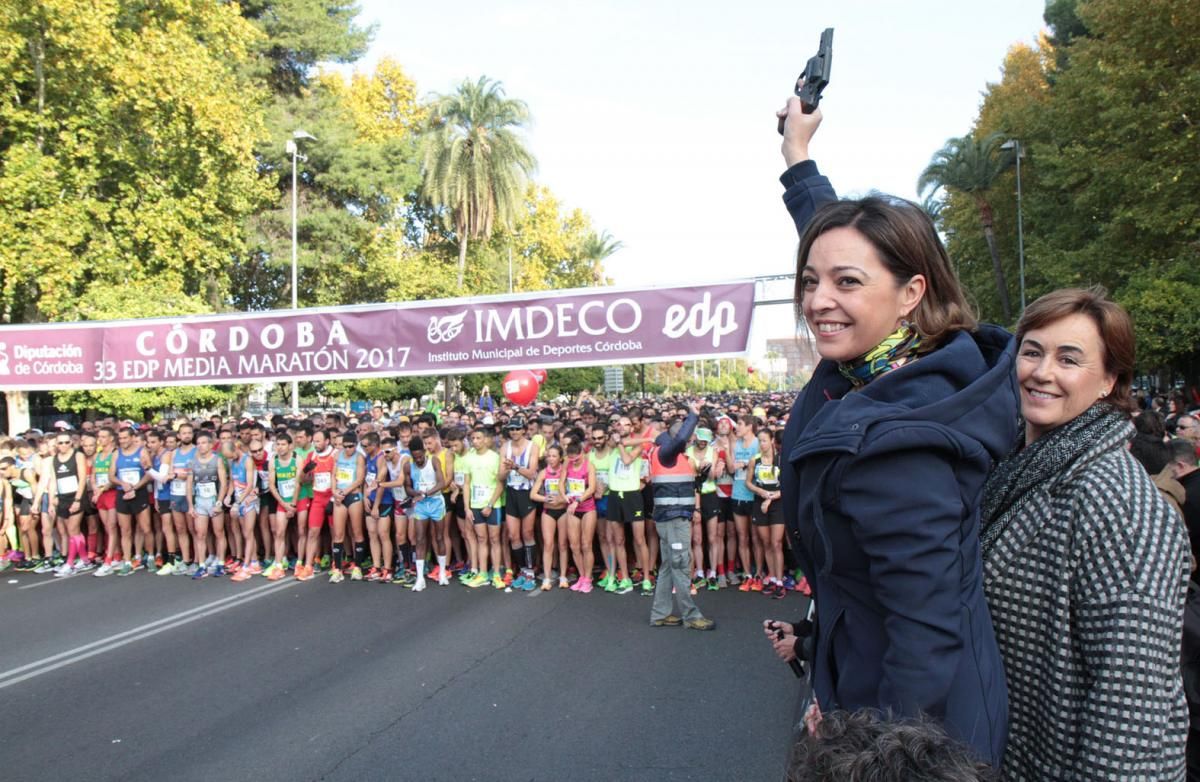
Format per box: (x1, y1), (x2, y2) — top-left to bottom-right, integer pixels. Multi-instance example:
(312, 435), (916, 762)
(405, 436), (446, 592)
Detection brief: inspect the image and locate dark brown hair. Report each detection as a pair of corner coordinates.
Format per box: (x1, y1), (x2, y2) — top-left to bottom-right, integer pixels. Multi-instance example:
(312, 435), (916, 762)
(1016, 286), (1136, 414)
(794, 196), (977, 349)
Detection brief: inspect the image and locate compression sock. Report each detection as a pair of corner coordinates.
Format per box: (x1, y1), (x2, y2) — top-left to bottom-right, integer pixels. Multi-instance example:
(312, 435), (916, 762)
(332, 543), (344, 570)
(87, 532), (99, 558)
(353, 542), (366, 566)
(65, 536), (77, 566)
(523, 542), (536, 572)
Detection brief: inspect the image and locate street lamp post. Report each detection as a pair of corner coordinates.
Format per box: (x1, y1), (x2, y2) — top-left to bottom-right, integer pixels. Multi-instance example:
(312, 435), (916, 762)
(1001, 138), (1026, 312)
(287, 130), (315, 415)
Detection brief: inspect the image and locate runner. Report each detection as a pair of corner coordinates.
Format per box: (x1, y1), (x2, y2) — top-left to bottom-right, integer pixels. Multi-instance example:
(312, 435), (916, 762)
(688, 427), (723, 591)
(460, 426), (504, 590)
(377, 436), (413, 586)
(291, 423), (314, 570)
(499, 417), (540, 590)
(728, 414), (761, 591)
(445, 430), (477, 583)
(361, 432), (392, 582)
(147, 430), (179, 574)
(0, 463), (13, 571)
(169, 423), (196, 574)
(330, 432), (366, 582)
(588, 423), (618, 591)
(530, 444), (567, 590)
(562, 441), (597, 593)
(249, 431), (275, 575)
(301, 429), (336, 580)
(265, 432), (299, 581)
(186, 431), (227, 579)
(110, 426), (153, 575)
(746, 429), (785, 599)
(90, 428), (120, 576)
(224, 440), (260, 580)
(405, 435), (447, 591)
(32, 438), (57, 572)
(426, 428), (457, 583)
(49, 432), (88, 576)
(609, 416), (652, 595)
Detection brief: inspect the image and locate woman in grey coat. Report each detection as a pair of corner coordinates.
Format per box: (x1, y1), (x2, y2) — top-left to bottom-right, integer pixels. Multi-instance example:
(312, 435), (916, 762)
(981, 287), (1189, 780)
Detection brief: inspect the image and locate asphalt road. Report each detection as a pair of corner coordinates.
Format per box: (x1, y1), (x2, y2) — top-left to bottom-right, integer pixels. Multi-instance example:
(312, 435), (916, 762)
(0, 568), (806, 781)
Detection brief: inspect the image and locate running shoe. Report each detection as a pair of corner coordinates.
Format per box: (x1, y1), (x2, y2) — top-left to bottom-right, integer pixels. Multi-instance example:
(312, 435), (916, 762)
(632, 569), (644, 583)
(411, 579), (426, 593)
(640, 578), (653, 595)
(328, 569), (344, 584)
(14, 558), (36, 572)
(511, 574), (527, 590)
(191, 564), (209, 580)
(689, 582), (698, 596)
(750, 577), (764, 593)
(266, 564), (286, 581)
(246, 561), (263, 575)
(350, 566), (363, 581)
(116, 561), (134, 577)
(74, 558), (94, 573)
(596, 571), (612, 590)
(541, 578), (552, 591)
(211, 564), (225, 577)
(438, 570), (450, 587)
(129, 558), (143, 573)
(464, 572), (489, 589)
(491, 573), (506, 590)
(603, 576), (618, 594)
(782, 574), (796, 591)
(156, 561), (174, 576)
(558, 576), (570, 589)
(154, 554), (165, 569)
(34, 559), (55, 574)
(727, 571), (741, 587)
(365, 567), (382, 582)
(738, 576), (752, 593)
(172, 561), (189, 575)
(428, 565), (443, 582)
(319, 555), (331, 570)
(796, 576), (812, 596)
(502, 569), (513, 587)
(261, 562), (279, 579)
(0, 559), (10, 573)
(94, 563), (114, 577)
(231, 569), (252, 582)
(707, 576), (719, 591)
(772, 583), (787, 600)
(380, 568), (393, 583)
(185, 562), (199, 576)
(616, 577), (634, 595)
(717, 573), (728, 589)
(578, 577), (593, 594)
(569, 576), (583, 592)
(295, 565), (314, 582)
(458, 569), (475, 584)
(692, 575), (706, 590)
(53, 562), (73, 577)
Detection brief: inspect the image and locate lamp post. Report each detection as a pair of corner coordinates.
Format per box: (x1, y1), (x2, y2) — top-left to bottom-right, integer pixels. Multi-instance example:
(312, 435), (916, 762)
(287, 130), (315, 415)
(1001, 138), (1026, 312)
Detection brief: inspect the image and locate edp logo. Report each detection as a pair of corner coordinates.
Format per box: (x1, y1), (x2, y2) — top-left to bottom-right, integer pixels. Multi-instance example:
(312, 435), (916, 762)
(662, 293), (737, 349)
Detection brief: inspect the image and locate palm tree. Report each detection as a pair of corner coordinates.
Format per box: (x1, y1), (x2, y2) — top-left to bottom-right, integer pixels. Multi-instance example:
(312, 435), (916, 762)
(578, 230), (622, 285)
(419, 76), (536, 288)
(918, 132), (1015, 321)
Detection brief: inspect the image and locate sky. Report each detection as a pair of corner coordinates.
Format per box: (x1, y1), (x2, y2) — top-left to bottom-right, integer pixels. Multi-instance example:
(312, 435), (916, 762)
(349, 0), (1049, 354)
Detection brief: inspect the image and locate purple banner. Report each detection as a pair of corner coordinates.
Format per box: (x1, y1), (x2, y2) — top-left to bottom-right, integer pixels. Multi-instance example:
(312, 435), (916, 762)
(0, 282), (756, 390)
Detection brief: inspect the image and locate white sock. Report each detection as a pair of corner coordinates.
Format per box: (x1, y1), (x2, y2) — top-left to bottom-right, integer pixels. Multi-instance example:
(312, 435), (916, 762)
(436, 554), (447, 570)
(416, 560), (426, 579)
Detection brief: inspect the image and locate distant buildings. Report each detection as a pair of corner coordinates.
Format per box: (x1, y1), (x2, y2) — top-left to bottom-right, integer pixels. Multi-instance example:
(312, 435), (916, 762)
(764, 332), (820, 389)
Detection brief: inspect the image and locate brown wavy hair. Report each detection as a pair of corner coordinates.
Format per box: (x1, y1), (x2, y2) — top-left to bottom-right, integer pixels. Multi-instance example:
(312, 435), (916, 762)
(794, 196), (977, 350)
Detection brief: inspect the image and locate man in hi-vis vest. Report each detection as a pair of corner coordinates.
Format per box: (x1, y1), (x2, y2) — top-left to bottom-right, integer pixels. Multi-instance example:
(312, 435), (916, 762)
(647, 400), (714, 630)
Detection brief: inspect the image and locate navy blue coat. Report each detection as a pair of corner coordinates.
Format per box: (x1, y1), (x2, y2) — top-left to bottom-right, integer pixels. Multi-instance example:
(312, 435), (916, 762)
(780, 159), (1017, 767)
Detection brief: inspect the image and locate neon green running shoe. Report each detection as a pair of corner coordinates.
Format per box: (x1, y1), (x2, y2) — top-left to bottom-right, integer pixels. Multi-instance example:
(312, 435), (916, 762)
(640, 578), (653, 595)
(491, 573), (506, 590)
(464, 572), (488, 589)
(616, 577), (634, 595)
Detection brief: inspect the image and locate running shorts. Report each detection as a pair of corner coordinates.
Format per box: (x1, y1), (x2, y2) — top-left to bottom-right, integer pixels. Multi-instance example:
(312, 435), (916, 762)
(412, 495), (446, 521)
(307, 493), (332, 529)
(95, 489), (117, 512)
(732, 499), (754, 519)
(116, 487), (150, 516)
(606, 490), (644, 524)
(699, 492), (720, 521)
(471, 505), (501, 526)
(504, 487), (534, 518)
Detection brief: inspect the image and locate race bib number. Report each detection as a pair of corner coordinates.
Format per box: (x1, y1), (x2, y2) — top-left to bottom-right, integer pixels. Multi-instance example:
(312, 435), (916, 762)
(391, 485), (406, 501)
(454, 471), (465, 486)
(471, 484), (490, 506)
(313, 472), (332, 492)
(734, 467), (747, 482)
(567, 477), (586, 499)
(278, 478), (296, 498)
(196, 482), (217, 499)
(170, 479), (187, 496)
(335, 468), (353, 489)
(418, 476), (437, 493)
(95, 472), (111, 488)
(612, 460), (632, 478)
(595, 469), (608, 487)
(755, 464), (777, 484)
(57, 475), (79, 495)
(506, 470), (525, 487)
(119, 468), (141, 487)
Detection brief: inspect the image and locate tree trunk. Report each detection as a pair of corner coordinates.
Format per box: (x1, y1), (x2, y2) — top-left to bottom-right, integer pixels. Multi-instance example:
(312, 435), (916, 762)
(457, 235), (468, 289)
(5, 390), (31, 434)
(976, 198), (1012, 323)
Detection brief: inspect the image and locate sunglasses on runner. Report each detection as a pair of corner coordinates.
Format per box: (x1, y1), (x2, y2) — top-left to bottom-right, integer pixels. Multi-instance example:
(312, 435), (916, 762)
(382, 448), (394, 454)
(56, 439), (71, 445)
(250, 449), (263, 455)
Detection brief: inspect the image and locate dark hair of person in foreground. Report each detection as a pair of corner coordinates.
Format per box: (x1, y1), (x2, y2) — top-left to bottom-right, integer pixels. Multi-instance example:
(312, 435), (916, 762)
(786, 710), (998, 782)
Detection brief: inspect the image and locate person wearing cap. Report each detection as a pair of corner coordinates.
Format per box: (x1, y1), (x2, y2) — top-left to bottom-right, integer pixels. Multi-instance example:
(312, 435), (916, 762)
(647, 401), (713, 630)
(688, 426), (725, 591)
(499, 416), (540, 590)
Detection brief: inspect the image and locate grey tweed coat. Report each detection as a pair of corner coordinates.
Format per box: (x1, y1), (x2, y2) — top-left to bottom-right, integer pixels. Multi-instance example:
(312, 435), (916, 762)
(983, 420), (1189, 781)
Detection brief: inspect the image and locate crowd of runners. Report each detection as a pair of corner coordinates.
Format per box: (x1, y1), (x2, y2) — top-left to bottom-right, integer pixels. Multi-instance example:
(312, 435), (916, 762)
(0, 394), (812, 600)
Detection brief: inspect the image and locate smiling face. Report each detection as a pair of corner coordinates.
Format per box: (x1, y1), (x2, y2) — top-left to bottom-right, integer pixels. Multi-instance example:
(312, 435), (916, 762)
(800, 226), (925, 363)
(1017, 313), (1116, 443)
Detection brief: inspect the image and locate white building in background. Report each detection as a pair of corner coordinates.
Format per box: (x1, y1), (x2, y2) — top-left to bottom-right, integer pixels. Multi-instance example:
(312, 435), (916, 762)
(764, 334), (820, 390)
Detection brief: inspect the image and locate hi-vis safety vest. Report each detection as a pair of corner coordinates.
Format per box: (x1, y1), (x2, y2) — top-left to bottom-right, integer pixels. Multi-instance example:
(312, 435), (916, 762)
(649, 445), (696, 522)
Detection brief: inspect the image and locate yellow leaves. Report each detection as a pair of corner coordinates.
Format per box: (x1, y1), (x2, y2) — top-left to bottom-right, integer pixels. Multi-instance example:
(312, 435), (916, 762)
(318, 56), (423, 143)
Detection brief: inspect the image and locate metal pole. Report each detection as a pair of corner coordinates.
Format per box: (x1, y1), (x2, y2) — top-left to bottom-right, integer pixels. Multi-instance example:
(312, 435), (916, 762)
(290, 146), (299, 415)
(1015, 140), (1026, 312)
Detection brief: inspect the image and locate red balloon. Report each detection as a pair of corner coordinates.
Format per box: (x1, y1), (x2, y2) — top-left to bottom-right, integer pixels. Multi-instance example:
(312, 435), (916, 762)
(502, 370), (540, 406)
(674, 360), (684, 368)
(747, 366), (755, 374)
(530, 369), (548, 384)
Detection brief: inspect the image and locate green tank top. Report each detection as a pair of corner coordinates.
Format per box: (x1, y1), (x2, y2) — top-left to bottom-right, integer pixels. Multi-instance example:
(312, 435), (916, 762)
(294, 446), (314, 499)
(93, 450), (114, 490)
(607, 447), (643, 493)
(274, 456), (298, 502)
